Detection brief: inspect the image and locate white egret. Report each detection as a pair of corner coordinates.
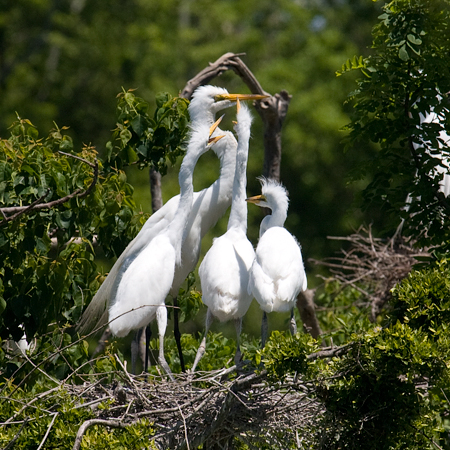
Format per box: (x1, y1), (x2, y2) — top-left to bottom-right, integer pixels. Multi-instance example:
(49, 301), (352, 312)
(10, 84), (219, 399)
(77, 86), (267, 371)
(246, 178), (307, 348)
(108, 118), (225, 379)
(192, 100), (255, 372)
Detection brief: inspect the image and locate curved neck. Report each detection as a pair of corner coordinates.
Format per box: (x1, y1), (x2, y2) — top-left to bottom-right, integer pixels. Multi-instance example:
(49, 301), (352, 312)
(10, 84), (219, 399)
(259, 207), (287, 237)
(227, 136), (249, 232)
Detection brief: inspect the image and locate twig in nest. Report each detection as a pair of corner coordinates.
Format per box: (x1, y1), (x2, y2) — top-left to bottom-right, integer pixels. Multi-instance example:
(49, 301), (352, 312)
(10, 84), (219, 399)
(311, 226), (428, 321)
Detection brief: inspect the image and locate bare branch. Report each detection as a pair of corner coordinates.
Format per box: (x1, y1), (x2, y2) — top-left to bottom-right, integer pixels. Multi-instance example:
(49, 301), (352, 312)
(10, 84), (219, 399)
(72, 418), (127, 450)
(0, 154), (98, 226)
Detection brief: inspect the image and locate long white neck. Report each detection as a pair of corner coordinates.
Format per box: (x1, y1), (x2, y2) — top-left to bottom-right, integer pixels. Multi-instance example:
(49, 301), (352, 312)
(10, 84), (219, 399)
(259, 206), (287, 237)
(169, 138), (204, 262)
(227, 112), (252, 231)
(198, 133), (237, 235)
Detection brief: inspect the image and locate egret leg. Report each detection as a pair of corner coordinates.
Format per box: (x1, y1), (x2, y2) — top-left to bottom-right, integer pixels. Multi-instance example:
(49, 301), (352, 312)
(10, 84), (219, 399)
(191, 309), (213, 373)
(144, 325), (152, 373)
(173, 296), (186, 372)
(261, 311), (268, 349)
(156, 306), (174, 381)
(234, 318), (243, 366)
(131, 328), (143, 374)
(289, 308), (298, 335)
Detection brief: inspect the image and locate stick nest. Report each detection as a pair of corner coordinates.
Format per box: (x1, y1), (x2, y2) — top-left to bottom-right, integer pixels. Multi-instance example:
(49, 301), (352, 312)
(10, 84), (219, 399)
(67, 362), (323, 450)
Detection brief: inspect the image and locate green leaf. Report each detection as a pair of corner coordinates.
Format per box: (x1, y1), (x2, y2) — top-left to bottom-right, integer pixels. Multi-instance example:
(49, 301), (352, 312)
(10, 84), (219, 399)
(398, 44), (409, 61)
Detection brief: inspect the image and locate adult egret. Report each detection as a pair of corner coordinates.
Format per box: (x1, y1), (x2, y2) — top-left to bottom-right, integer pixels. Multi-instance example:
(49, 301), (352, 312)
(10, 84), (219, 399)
(77, 86), (267, 371)
(108, 118), (225, 379)
(192, 100), (255, 372)
(246, 178), (307, 348)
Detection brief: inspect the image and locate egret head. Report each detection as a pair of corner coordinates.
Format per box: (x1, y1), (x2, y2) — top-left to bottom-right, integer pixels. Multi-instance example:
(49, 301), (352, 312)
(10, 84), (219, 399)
(189, 85), (268, 124)
(246, 177), (289, 214)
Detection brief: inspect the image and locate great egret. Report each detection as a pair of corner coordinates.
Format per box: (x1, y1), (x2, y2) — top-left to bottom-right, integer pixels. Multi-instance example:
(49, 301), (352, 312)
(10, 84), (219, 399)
(77, 86), (267, 371)
(108, 118), (225, 379)
(192, 100), (255, 372)
(246, 178), (307, 348)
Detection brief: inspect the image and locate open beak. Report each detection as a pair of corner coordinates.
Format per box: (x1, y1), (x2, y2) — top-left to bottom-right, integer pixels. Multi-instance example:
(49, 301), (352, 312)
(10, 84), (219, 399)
(209, 114), (224, 135)
(214, 93), (269, 102)
(208, 115), (225, 145)
(246, 194), (266, 204)
(208, 134), (225, 145)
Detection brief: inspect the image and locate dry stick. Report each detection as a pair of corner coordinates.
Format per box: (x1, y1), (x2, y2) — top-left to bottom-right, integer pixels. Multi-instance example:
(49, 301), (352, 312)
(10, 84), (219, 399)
(72, 419), (128, 450)
(4, 387), (60, 425)
(3, 418), (29, 450)
(5, 303), (171, 397)
(114, 354), (150, 407)
(36, 412), (58, 450)
(175, 400), (191, 450)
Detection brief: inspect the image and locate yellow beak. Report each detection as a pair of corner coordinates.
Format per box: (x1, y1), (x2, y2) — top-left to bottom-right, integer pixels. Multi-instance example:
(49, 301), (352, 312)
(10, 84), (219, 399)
(245, 194), (266, 204)
(209, 114), (224, 136)
(214, 93), (269, 102)
(208, 134), (225, 145)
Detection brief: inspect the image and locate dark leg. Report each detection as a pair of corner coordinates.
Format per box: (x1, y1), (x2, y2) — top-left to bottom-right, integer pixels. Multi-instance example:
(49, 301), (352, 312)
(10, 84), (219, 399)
(131, 328), (143, 374)
(234, 318), (243, 366)
(173, 296), (186, 372)
(144, 325), (152, 372)
(261, 311), (268, 348)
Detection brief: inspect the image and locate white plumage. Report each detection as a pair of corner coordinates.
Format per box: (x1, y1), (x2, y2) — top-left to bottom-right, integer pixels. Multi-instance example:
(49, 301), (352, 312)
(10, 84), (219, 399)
(107, 118), (223, 379)
(192, 100), (255, 371)
(247, 178), (307, 346)
(77, 86), (266, 342)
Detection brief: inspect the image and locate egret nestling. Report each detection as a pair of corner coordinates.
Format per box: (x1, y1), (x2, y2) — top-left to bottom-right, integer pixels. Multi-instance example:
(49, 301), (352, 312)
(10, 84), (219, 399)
(192, 100), (255, 372)
(246, 178), (307, 348)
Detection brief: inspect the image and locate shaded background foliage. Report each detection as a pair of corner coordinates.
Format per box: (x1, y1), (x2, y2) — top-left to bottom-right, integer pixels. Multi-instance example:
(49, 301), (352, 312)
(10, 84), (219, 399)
(0, 0), (382, 261)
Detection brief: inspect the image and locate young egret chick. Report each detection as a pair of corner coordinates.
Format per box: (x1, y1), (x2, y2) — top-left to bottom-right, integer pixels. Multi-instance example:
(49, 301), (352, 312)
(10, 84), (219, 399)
(108, 119), (225, 380)
(192, 100), (255, 372)
(246, 178), (307, 348)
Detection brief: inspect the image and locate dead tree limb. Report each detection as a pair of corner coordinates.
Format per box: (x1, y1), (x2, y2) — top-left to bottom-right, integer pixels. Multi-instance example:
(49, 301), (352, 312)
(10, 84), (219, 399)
(179, 53), (322, 339)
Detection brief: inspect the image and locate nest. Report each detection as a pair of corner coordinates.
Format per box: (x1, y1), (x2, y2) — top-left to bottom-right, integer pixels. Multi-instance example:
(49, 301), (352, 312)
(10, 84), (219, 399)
(65, 358), (323, 450)
(311, 226), (428, 321)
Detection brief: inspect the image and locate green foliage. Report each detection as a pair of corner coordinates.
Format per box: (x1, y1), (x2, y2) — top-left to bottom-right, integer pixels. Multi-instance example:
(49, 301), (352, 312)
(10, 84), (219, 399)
(0, 119), (140, 342)
(389, 259), (450, 332)
(259, 330), (320, 380)
(105, 90), (190, 175)
(0, 89), (189, 351)
(310, 259), (450, 449)
(342, 0), (450, 250)
(0, 381), (157, 450)
(315, 321), (449, 449)
(316, 279), (374, 346)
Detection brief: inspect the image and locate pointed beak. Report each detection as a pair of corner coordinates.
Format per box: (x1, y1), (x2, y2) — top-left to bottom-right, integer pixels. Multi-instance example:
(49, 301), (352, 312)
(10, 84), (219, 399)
(209, 114), (224, 136)
(208, 134), (225, 146)
(245, 194), (266, 204)
(214, 93), (269, 102)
